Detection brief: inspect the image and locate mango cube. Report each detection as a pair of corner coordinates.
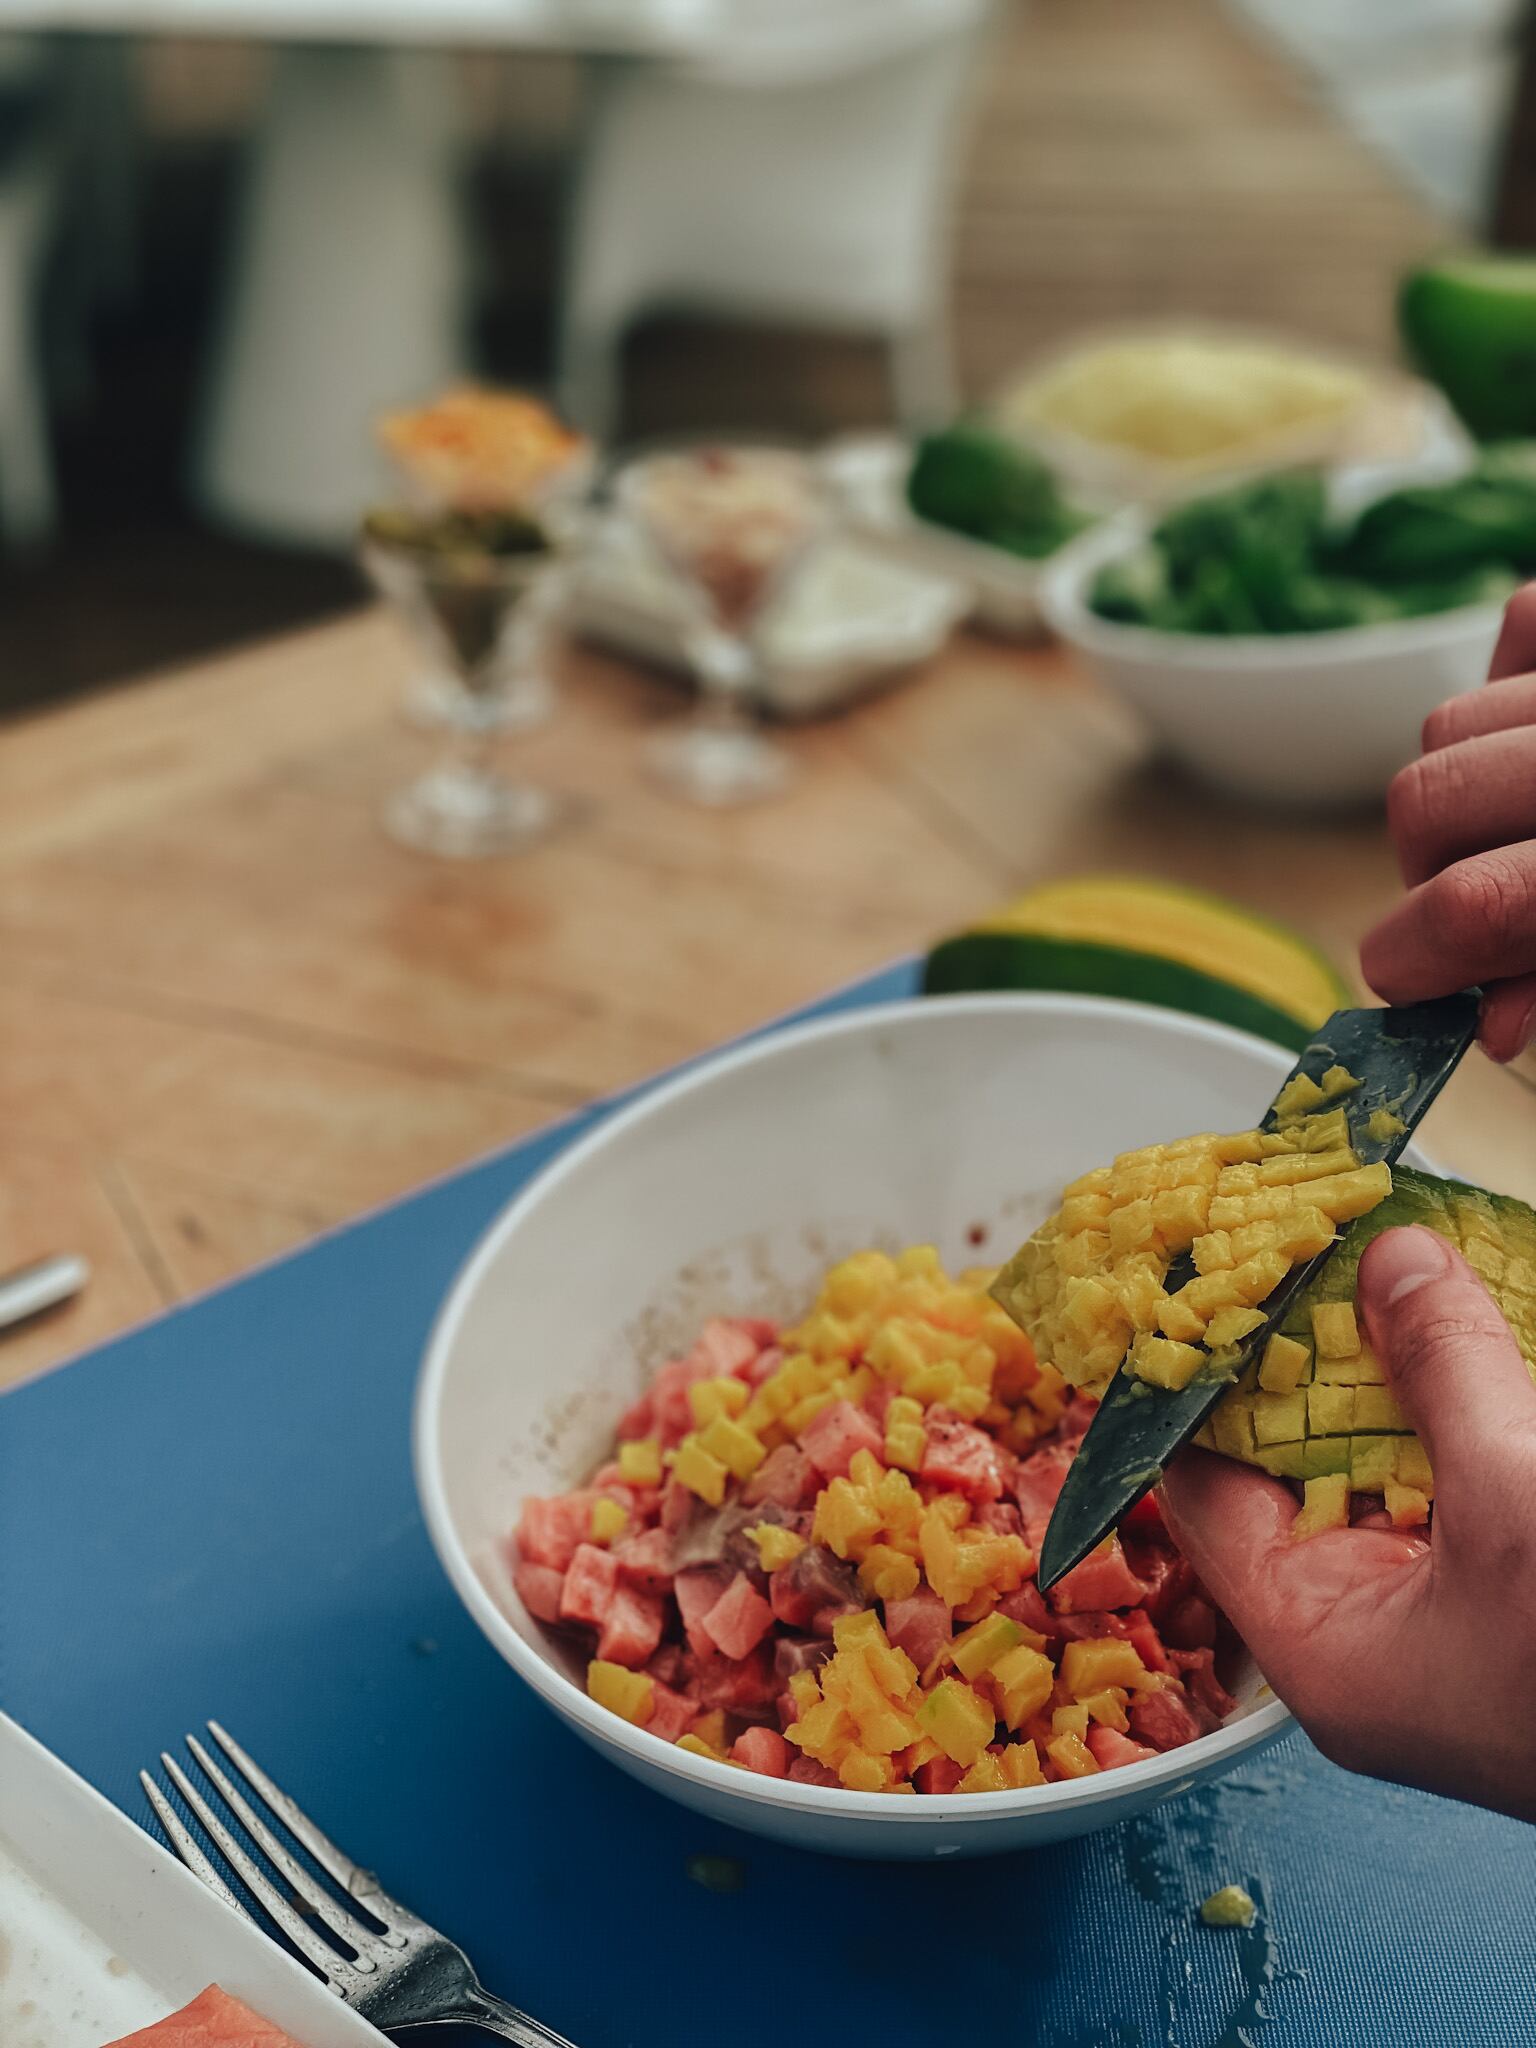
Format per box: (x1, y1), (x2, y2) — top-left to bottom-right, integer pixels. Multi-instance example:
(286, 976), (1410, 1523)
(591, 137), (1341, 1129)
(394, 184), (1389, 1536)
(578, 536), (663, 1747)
(915, 1677), (996, 1767)
(1045, 1731), (1100, 1779)
(990, 1645), (1056, 1730)
(688, 1376), (749, 1427)
(617, 1437), (663, 1487)
(1000, 1739), (1046, 1789)
(1352, 1385), (1407, 1433)
(1061, 1638), (1145, 1697)
(1305, 1383), (1354, 1437)
(1253, 1391), (1306, 1445)
(957, 1752), (1008, 1794)
(838, 1750), (895, 1792)
(1384, 1483), (1430, 1528)
(672, 1434), (728, 1506)
(749, 1522), (806, 1573)
(698, 1413), (767, 1481)
(587, 1660), (654, 1726)
(1131, 1337), (1205, 1390)
(589, 1497), (628, 1546)
(1311, 1301), (1361, 1359)
(858, 1544), (920, 1603)
(1292, 1473), (1349, 1538)
(676, 1732), (727, 1763)
(951, 1613), (1023, 1681)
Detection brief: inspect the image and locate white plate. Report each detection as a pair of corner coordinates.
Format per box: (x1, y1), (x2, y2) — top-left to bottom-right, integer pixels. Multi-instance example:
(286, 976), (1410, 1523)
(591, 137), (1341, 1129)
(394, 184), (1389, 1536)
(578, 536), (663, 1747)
(568, 514), (967, 717)
(0, 1714), (386, 2048)
(416, 995), (1434, 1860)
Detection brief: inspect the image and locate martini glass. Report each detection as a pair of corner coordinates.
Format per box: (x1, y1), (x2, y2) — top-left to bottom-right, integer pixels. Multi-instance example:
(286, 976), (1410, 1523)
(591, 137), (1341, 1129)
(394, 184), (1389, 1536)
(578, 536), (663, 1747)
(362, 523), (568, 857)
(617, 446), (825, 806)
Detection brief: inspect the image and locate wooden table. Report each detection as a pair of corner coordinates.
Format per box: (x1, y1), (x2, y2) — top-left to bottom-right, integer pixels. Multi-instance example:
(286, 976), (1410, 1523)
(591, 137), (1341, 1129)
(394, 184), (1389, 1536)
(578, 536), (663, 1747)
(1, 610), (1530, 1388)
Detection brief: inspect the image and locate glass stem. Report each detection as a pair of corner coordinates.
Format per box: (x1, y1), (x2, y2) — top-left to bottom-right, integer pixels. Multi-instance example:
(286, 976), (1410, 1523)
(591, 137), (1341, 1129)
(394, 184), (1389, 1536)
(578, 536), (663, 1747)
(693, 630), (757, 731)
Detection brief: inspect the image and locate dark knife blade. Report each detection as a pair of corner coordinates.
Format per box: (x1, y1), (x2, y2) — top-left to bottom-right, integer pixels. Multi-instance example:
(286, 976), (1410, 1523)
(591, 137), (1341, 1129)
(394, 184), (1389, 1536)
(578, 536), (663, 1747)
(1035, 992), (1480, 1591)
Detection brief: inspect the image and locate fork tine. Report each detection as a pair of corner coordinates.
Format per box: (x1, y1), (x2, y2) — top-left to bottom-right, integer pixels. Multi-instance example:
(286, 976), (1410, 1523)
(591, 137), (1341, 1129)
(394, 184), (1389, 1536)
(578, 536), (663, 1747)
(140, 1769), (245, 1916)
(184, 1734), (389, 1959)
(158, 1749), (373, 1986)
(205, 1720), (408, 1921)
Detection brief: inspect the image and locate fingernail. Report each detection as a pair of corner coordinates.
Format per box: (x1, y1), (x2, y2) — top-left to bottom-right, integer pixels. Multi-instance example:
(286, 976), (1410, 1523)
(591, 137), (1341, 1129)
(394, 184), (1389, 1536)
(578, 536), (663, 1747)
(1364, 1226), (1454, 1306)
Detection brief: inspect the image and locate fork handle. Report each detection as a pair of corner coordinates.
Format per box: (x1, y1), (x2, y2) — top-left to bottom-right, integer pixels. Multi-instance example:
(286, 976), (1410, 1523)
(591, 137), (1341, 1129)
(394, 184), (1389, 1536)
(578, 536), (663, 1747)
(437, 1987), (581, 2048)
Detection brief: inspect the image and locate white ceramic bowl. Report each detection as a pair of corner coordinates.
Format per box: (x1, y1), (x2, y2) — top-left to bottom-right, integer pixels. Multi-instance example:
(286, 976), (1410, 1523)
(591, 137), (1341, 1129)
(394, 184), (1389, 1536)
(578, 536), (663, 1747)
(1041, 514), (1503, 807)
(416, 994), (1417, 1859)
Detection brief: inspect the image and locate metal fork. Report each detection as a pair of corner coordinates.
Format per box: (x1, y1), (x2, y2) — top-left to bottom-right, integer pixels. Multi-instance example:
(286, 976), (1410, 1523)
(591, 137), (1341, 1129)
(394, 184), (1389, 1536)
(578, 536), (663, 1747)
(142, 1722), (578, 2046)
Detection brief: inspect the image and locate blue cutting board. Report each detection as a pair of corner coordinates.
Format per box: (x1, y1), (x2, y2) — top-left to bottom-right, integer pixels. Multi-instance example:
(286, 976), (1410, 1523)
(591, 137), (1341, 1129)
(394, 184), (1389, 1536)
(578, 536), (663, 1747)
(2, 963), (1532, 2048)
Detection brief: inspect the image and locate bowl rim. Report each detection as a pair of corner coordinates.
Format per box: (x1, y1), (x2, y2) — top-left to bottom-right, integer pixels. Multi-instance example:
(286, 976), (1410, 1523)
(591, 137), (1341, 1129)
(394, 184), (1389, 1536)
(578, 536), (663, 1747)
(414, 992), (1296, 1828)
(1040, 507), (1508, 671)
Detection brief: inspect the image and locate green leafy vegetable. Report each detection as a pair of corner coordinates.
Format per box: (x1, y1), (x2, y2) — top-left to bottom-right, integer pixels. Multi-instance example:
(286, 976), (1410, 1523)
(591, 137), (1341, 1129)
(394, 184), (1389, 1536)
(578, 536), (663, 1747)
(907, 422), (1089, 558)
(1089, 459), (1534, 635)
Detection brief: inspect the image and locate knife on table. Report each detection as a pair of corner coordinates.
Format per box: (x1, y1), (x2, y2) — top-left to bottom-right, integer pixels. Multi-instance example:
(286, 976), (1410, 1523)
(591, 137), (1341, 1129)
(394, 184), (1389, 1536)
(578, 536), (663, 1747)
(1034, 992), (1481, 1591)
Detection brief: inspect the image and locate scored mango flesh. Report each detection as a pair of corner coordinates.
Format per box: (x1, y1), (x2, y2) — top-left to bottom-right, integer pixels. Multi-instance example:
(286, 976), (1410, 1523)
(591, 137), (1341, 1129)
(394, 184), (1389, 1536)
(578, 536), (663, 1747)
(995, 1111), (1536, 1528)
(991, 1100), (1388, 1399)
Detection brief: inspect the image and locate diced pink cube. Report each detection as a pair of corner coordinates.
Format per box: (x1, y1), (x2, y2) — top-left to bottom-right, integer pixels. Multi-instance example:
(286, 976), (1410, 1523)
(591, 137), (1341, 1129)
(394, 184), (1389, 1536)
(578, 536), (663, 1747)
(597, 1584), (667, 1667)
(702, 1573), (776, 1661)
(646, 1681), (698, 1744)
(617, 1391), (655, 1441)
(516, 1492), (597, 1573)
(914, 1756), (965, 1794)
(883, 1585), (951, 1674)
(614, 1527), (674, 1591)
(921, 1409), (1004, 1503)
(1050, 1536), (1147, 1615)
(512, 1559), (566, 1625)
(675, 1565), (733, 1656)
(559, 1543), (618, 1628)
(1086, 1726), (1159, 1771)
(800, 1400), (883, 1480)
(693, 1317), (760, 1379)
(743, 1443), (816, 1509)
(787, 1755), (840, 1787)
(732, 1727), (791, 1777)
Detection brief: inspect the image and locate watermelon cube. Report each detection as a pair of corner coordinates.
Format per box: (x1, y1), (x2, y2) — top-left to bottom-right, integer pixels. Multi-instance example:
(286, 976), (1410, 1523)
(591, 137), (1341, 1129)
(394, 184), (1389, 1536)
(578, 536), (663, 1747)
(598, 1584), (667, 1667)
(512, 1559), (566, 1625)
(801, 1399), (883, 1480)
(517, 1492), (597, 1572)
(732, 1726), (791, 1777)
(702, 1573), (776, 1660)
(559, 1543), (619, 1628)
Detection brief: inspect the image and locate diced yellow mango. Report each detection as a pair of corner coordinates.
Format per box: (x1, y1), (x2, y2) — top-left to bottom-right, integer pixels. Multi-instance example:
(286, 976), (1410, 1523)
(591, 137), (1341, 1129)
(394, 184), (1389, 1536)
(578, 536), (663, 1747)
(1253, 1391), (1306, 1445)
(1292, 1473), (1349, 1537)
(1131, 1336), (1205, 1390)
(1051, 1703), (1090, 1740)
(674, 1732), (726, 1762)
(698, 1413), (767, 1481)
(1000, 1739), (1046, 1788)
(1395, 1438), (1434, 1494)
(617, 1437), (663, 1486)
(1046, 1732), (1100, 1779)
(587, 1660), (654, 1726)
(1306, 1383), (1354, 1436)
(1384, 1483), (1430, 1528)
(672, 1434), (728, 1506)
(957, 1753), (1008, 1794)
(749, 1522), (807, 1572)
(688, 1376), (750, 1427)
(990, 1645), (1056, 1730)
(1210, 1395), (1257, 1460)
(952, 1614), (1023, 1681)
(788, 1669), (821, 1715)
(838, 1749), (895, 1792)
(1258, 1333), (1312, 1393)
(1319, 1064), (1361, 1100)
(1272, 1072), (1328, 1121)
(1311, 1301), (1361, 1360)
(1204, 1307), (1267, 1351)
(915, 1677), (996, 1766)
(1349, 1435), (1399, 1492)
(1080, 1688), (1130, 1731)
(859, 1544), (921, 1603)
(589, 1497), (628, 1545)
(1061, 1638), (1146, 1696)
(1352, 1385), (1407, 1433)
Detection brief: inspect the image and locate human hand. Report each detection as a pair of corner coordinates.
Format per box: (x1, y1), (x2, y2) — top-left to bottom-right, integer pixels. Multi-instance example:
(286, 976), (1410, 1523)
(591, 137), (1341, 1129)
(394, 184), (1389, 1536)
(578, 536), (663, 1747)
(1159, 1224), (1536, 1823)
(1360, 584), (1536, 1062)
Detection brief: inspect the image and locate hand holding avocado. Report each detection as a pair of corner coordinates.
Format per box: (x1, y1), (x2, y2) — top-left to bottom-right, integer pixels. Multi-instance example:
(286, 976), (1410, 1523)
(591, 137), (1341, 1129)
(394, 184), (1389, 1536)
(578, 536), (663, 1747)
(1163, 583), (1536, 1825)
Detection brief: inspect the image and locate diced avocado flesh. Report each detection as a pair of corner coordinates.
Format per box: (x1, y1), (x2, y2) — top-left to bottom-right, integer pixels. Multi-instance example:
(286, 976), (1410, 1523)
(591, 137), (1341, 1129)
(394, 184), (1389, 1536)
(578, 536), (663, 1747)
(1212, 1166), (1536, 1503)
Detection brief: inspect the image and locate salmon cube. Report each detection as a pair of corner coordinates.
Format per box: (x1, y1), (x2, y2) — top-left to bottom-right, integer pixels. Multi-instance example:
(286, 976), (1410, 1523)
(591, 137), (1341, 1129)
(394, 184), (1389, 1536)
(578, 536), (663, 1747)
(921, 1409), (1004, 1503)
(914, 1756), (965, 1794)
(687, 1644), (778, 1714)
(1050, 1537), (1147, 1614)
(516, 1492), (597, 1572)
(512, 1560), (566, 1625)
(598, 1585), (667, 1667)
(801, 1400), (884, 1480)
(742, 1343), (784, 1386)
(675, 1566), (733, 1655)
(1124, 1608), (1173, 1675)
(694, 1317), (761, 1379)
(703, 1573), (776, 1660)
(1086, 1726), (1159, 1771)
(646, 1681), (698, 1743)
(732, 1726), (792, 1777)
(883, 1586), (952, 1674)
(743, 1443), (816, 1508)
(787, 1755), (841, 1787)
(617, 1392), (655, 1440)
(614, 1527), (675, 1590)
(660, 1475), (695, 1533)
(559, 1543), (618, 1628)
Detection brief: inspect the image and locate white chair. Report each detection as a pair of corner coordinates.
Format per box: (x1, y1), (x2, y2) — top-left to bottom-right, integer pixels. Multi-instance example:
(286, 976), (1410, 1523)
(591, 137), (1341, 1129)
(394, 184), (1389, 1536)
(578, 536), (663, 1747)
(556, 0), (993, 440)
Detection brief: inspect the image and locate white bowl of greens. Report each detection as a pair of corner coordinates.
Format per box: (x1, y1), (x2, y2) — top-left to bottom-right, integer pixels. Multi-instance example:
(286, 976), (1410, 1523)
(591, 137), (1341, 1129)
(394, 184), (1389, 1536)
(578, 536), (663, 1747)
(1040, 465), (1523, 807)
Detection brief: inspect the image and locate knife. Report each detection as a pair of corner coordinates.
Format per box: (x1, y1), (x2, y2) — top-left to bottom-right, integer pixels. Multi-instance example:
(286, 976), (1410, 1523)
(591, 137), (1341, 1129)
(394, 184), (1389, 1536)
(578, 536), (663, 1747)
(0, 1252), (89, 1335)
(1035, 993), (1481, 1591)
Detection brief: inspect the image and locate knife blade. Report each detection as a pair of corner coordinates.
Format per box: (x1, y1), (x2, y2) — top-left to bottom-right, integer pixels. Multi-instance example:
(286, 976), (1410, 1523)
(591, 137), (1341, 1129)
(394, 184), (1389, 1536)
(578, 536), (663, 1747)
(1035, 992), (1481, 1591)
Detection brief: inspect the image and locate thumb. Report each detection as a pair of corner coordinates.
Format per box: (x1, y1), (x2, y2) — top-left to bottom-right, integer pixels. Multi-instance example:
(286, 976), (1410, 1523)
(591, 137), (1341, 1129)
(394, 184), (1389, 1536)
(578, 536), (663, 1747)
(1357, 1226), (1536, 1511)
(1479, 973), (1536, 1064)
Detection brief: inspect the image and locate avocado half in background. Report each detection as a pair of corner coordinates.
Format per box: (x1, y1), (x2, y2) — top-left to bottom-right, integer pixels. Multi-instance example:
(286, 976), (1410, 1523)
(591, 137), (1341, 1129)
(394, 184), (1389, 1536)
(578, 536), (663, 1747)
(923, 875), (1351, 1052)
(1400, 254), (1536, 441)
